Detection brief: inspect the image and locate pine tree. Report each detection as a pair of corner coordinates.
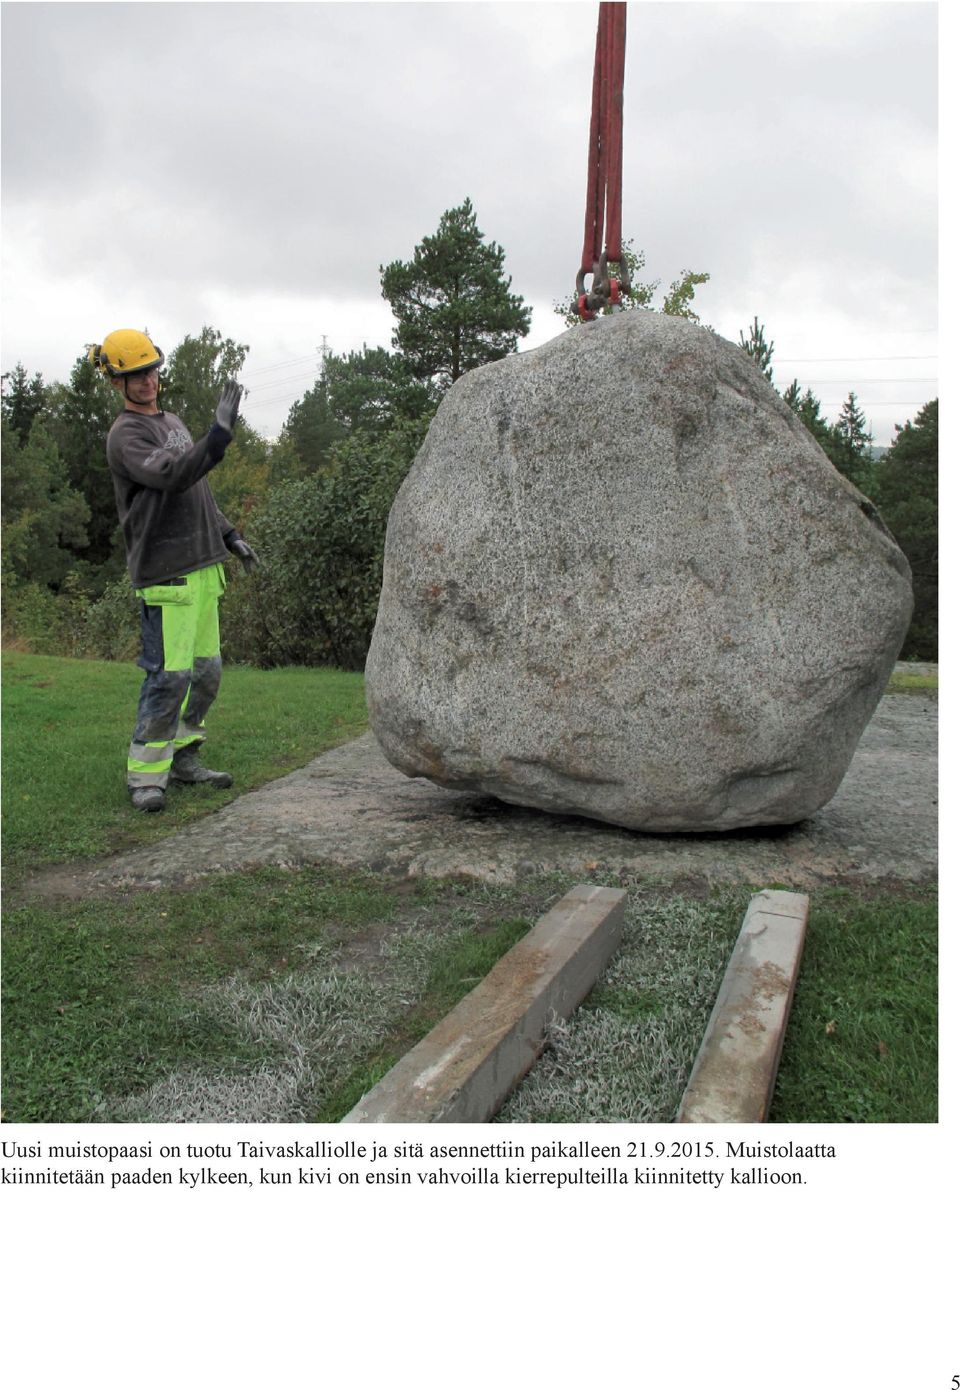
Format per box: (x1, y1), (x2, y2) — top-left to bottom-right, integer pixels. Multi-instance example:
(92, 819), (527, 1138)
(782, 379), (803, 413)
(324, 346), (433, 436)
(738, 317), (775, 381)
(796, 388), (833, 452)
(1, 362), (47, 446)
(829, 390), (874, 493)
(872, 400), (938, 658)
(283, 376), (344, 477)
(782, 377), (879, 494)
(380, 198), (531, 391)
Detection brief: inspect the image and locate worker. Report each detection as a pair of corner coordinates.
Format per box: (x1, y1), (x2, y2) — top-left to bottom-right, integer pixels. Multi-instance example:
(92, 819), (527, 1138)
(89, 328), (258, 813)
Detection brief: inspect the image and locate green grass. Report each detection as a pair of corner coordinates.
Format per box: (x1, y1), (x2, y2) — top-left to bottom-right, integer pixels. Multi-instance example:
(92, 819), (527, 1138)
(1, 652), (938, 1125)
(1, 651), (368, 881)
(770, 887), (937, 1122)
(315, 913), (531, 1120)
(498, 881), (937, 1125)
(1, 866), (538, 1123)
(886, 670), (937, 694)
(1, 860), (937, 1124)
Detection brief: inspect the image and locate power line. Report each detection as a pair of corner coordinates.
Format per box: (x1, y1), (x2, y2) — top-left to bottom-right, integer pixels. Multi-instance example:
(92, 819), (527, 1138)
(770, 328), (937, 336)
(813, 401), (929, 407)
(773, 355), (937, 363)
(246, 393), (315, 411)
(242, 369), (320, 394)
(241, 353), (320, 379)
(773, 378), (937, 386)
(239, 335), (389, 380)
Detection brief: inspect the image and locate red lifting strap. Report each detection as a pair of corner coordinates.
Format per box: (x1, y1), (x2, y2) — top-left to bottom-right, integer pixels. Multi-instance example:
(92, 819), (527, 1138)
(577, 2), (629, 321)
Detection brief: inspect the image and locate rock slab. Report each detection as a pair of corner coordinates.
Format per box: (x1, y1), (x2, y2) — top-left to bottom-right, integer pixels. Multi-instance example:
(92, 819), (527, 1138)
(676, 889), (810, 1124)
(366, 312), (912, 831)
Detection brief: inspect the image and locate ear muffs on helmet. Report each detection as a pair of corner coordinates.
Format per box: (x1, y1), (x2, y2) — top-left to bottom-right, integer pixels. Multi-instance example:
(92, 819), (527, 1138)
(88, 329), (164, 379)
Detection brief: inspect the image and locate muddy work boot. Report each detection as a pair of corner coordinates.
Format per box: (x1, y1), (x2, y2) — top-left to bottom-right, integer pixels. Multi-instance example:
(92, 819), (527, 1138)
(131, 786), (165, 813)
(170, 747), (233, 789)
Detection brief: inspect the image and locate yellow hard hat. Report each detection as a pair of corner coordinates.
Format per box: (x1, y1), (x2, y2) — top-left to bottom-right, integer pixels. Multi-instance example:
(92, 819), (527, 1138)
(88, 329), (164, 378)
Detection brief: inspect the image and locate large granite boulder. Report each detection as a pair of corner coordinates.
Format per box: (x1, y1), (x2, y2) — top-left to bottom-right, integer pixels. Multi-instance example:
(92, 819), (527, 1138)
(365, 312), (912, 831)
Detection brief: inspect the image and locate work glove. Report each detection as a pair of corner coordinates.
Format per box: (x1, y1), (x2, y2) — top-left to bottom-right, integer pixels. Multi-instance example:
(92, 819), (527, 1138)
(214, 380), (243, 434)
(227, 534), (259, 574)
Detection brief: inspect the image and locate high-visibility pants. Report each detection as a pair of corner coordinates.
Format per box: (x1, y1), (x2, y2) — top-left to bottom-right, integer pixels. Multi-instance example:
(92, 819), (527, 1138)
(127, 563), (226, 790)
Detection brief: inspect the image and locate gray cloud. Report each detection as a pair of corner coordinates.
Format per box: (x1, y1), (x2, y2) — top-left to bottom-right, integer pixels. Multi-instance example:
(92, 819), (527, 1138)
(2, 2), (938, 442)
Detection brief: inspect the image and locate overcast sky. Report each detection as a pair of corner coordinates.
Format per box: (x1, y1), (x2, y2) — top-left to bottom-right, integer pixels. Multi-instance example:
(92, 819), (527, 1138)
(1, 1), (938, 445)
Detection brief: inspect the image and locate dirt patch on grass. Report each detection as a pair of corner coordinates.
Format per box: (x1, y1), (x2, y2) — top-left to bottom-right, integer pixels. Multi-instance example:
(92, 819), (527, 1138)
(98, 882), (542, 1125)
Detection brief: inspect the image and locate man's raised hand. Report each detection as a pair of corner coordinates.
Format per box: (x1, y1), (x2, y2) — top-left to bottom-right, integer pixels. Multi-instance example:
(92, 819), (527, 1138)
(215, 380), (243, 433)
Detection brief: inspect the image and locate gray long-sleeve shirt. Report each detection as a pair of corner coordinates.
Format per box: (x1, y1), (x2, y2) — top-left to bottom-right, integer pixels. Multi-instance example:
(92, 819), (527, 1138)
(106, 410), (236, 587)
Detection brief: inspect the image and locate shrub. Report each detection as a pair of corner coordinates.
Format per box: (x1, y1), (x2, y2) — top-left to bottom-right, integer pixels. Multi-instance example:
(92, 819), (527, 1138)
(77, 575), (140, 662)
(221, 415), (430, 670)
(1, 569), (139, 661)
(1, 575), (69, 653)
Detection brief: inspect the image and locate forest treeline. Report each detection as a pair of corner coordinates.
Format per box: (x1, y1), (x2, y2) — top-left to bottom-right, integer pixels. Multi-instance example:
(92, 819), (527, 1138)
(1, 201), (937, 666)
